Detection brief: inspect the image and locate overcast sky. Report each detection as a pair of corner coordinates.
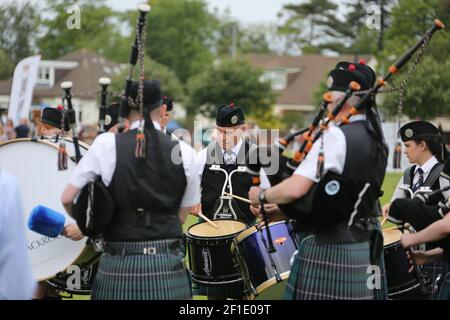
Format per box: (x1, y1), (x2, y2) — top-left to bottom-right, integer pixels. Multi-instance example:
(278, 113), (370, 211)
(108, 0), (294, 25)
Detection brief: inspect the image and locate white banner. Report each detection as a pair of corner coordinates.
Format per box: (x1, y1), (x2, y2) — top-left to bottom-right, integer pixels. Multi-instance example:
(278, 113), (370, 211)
(7, 55), (41, 126)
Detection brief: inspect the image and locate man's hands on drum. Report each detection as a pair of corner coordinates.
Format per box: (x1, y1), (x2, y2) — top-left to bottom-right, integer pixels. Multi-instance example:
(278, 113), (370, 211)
(405, 249), (439, 273)
(401, 233), (443, 273)
(250, 203), (287, 227)
(62, 223), (84, 241)
(190, 203), (202, 216)
(248, 186), (261, 206)
(381, 202), (391, 219)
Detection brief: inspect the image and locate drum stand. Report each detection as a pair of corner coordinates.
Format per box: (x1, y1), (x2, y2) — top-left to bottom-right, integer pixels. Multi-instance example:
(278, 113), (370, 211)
(210, 165), (246, 220)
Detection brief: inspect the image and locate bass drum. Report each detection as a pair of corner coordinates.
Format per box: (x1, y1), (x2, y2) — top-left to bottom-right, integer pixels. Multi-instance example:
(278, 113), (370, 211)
(0, 137), (100, 292)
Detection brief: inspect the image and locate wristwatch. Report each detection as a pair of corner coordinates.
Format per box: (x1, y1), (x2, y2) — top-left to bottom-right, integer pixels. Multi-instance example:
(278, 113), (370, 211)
(259, 189), (267, 205)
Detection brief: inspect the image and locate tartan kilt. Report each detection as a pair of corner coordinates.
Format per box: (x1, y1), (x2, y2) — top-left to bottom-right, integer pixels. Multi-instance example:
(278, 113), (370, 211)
(367, 218), (388, 300)
(437, 272), (450, 300)
(284, 233), (374, 300)
(91, 239), (192, 300)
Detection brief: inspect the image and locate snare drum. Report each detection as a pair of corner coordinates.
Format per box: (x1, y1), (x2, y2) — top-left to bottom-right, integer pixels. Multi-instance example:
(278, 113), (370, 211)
(383, 228), (424, 299)
(0, 138), (100, 288)
(186, 220), (246, 286)
(232, 220), (298, 299)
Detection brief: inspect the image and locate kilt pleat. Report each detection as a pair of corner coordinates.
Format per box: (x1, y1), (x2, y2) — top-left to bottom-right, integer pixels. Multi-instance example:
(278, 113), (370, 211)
(91, 239), (192, 300)
(284, 234), (374, 300)
(367, 219), (388, 300)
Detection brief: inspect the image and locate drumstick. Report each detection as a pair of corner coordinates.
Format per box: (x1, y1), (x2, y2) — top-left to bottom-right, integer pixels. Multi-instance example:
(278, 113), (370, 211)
(381, 216), (388, 226)
(223, 192), (252, 204)
(382, 225), (400, 232)
(197, 212), (219, 229)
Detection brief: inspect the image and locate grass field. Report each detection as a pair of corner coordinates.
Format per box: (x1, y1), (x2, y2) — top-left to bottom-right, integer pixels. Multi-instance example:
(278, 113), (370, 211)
(68, 172), (403, 300)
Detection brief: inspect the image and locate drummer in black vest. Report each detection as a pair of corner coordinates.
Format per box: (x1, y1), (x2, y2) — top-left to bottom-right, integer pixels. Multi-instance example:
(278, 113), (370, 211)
(193, 102), (270, 299)
(61, 80), (200, 300)
(197, 103), (269, 225)
(383, 121), (449, 222)
(249, 61), (389, 300)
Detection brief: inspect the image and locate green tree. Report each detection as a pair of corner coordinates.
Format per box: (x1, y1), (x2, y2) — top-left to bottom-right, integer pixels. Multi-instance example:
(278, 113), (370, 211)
(0, 2), (39, 65)
(186, 58), (278, 127)
(380, 56), (450, 119)
(111, 57), (185, 105)
(378, 0), (450, 119)
(278, 0), (394, 54)
(0, 49), (13, 80)
(278, 0), (338, 54)
(145, 0), (218, 83)
(213, 11), (273, 57)
(380, 0), (449, 62)
(37, 0), (131, 63)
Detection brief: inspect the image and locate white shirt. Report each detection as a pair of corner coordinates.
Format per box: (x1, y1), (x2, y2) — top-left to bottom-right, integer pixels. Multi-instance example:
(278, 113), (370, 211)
(390, 156), (450, 201)
(69, 120), (200, 208)
(197, 139), (271, 189)
(294, 115), (369, 181)
(0, 169), (35, 299)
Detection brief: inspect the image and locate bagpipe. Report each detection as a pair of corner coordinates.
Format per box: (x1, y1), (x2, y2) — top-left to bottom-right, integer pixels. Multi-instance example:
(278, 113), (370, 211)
(73, 4), (153, 237)
(58, 79), (115, 238)
(245, 19), (445, 242)
(250, 19), (445, 188)
(72, 77), (115, 238)
(117, 4), (151, 136)
(98, 77), (111, 134)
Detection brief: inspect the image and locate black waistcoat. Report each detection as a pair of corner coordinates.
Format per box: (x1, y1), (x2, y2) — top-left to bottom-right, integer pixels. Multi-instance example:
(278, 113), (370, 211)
(200, 141), (256, 224)
(105, 128), (187, 241)
(281, 120), (388, 234)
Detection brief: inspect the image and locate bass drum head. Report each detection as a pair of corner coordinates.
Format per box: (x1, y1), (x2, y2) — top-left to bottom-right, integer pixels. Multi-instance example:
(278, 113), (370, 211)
(0, 138), (92, 281)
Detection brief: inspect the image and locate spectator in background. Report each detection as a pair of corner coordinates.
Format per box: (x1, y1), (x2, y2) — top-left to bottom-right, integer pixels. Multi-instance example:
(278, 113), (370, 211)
(15, 118), (30, 138)
(5, 119), (16, 140)
(0, 125), (7, 142)
(0, 169), (36, 299)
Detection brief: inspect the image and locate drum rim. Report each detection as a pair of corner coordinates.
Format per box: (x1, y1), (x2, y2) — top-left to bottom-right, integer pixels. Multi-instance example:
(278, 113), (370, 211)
(255, 271), (290, 295)
(186, 219), (247, 241)
(0, 137), (90, 156)
(1, 137), (94, 281)
(383, 227), (410, 247)
(235, 220), (289, 243)
(388, 282), (423, 298)
(36, 236), (100, 282)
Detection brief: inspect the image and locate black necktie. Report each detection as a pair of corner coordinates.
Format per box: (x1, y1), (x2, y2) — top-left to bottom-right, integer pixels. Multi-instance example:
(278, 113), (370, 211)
(412, 167), (424, 192)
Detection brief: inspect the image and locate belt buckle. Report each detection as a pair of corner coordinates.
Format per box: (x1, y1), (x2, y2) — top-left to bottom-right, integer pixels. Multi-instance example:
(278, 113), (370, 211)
(143, 247), (156, 255)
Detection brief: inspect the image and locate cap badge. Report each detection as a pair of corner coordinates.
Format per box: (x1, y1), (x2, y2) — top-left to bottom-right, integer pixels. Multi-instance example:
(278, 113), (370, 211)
(327, 76), (334, 89)
(105, 115), (112, 126)
(231, 115), (238, 125)
(405, 129), (413, 138)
